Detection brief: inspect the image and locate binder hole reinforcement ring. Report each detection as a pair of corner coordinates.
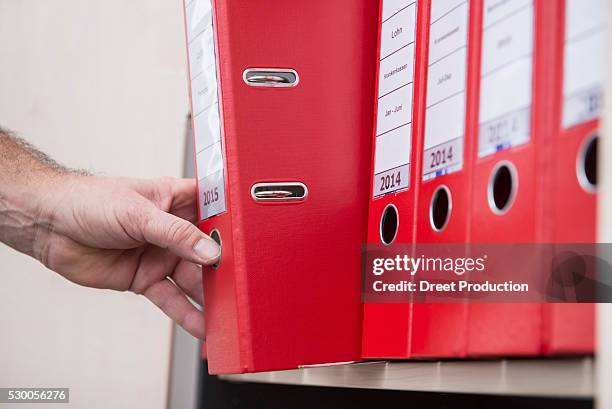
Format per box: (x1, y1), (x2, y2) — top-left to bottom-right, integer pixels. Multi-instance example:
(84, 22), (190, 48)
(488, 161), (518, 216)
(209, 229), (221, 269)
(577, 134), (598, 193)
(430, 185), (452, 232)
(380, 204), (399, 246)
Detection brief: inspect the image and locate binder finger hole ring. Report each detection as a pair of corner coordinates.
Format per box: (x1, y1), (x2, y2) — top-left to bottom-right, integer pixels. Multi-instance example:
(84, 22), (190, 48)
(488, 161), (518, 216)
(380, 204), (399, 246)
(209, 229), (222, 269)
(429, 185), (452, 232)
(242, 68), (299, 88)
(251, 182), (308, 202)
(577, 134), (598, 193)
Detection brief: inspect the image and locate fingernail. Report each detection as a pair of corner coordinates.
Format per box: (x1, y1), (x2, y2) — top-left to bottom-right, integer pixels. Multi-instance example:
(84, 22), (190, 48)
(193, 238), (221, 264)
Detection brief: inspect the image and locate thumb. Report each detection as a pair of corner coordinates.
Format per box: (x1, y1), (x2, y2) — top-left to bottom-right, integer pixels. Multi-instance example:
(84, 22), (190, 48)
(140, 205), (220, 265)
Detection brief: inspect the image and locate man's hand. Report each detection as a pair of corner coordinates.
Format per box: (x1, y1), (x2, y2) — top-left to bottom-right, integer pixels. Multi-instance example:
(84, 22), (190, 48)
(0, 131), (219, 340)
(40, 176), (220, 340)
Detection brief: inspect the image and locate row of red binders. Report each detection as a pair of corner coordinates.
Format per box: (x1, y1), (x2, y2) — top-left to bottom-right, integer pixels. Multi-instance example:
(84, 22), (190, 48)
(182, 0), (604, 374)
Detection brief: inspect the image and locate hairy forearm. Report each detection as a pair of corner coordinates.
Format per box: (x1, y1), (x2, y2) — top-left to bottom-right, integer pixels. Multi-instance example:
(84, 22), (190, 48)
(0, 128), (79, 258)
(0, 128), (216, 336)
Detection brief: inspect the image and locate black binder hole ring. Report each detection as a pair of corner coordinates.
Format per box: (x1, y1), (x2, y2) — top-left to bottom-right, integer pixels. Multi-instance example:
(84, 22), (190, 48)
(209, 229), (222, 269)
(488, 161), (518, 215)
(430, 185), (452, 232)
(577, 134), (598, 193)
(380, 204), (399, 246)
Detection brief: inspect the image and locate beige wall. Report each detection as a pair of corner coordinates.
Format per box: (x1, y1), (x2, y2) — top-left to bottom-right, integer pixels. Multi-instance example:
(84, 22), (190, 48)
(0, 0), (190, 407)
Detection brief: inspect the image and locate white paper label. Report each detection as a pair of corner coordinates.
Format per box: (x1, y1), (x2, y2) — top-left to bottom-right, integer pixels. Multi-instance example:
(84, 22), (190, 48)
(562, 0), (606, 129)
(185, 0), (212, 42)
(188, 27), (215, 80)
(194, 103), (221, 153)
(422, 0), (469, 181)
(373, 0), (418, 198)
(482, 0), (531, 29)
(382, 0), (414, 22)
(376, 83), (413, 136)
(190, 68), (218, 116)
(380, 3), (417, 60)
(185, 0), (227, 220)
(378, 43), (415, 98)
(478, 0), (533, 158)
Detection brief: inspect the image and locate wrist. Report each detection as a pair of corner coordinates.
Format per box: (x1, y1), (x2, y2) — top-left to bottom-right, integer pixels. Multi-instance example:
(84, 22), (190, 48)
(0, 130), (90, 263)
(31, 172), (86, 257)
(0, 169), (77, 261)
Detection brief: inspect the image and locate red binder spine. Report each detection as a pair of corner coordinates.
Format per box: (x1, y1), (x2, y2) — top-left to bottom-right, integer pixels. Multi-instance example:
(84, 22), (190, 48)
(542, 0), (603, 355)
(182, 0), (244, 372)
(410, 0), (481, 359)
(467, 0), (549, 357)
(186, 0), (378, 374)
(362, 0), (428, 359)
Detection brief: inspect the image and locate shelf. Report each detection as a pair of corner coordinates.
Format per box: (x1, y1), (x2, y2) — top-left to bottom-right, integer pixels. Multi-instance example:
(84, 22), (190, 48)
(221, 358), (594, 398)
